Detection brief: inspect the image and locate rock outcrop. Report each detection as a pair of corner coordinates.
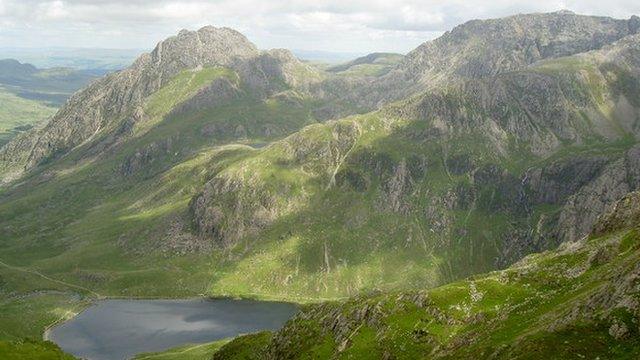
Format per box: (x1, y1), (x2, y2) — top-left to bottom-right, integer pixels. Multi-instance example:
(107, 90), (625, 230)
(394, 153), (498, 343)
(557, 145), (640, 241)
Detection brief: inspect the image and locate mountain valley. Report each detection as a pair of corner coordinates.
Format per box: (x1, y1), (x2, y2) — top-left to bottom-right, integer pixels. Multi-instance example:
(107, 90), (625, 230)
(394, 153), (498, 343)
(1, 10), (640, 359)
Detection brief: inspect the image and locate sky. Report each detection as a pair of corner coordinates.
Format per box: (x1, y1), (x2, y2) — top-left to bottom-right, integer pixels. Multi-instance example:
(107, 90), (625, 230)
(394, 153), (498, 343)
(1, 0), (640, 55)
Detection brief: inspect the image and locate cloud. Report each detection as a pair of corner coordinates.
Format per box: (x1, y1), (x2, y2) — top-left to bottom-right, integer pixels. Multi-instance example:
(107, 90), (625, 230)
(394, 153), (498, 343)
(0, 0), (639, 54)
(36, 0), (68, 20)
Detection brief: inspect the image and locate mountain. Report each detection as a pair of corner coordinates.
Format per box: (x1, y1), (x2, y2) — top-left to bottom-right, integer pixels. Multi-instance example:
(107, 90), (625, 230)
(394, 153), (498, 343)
(0, 59), (98, 147)
(0, 25), (331, 347)
(0, 47), (141, 72)
(0, 58), (98, 105)
(334, 11), (640, 109)
(401, 11), (640, 82)
(1, 11), (640, 358)
(212, 190), (640, 359)
(0, 26), (324, 184)
(185, 30), (640, 300)
(327, 53), (404, 76)
(0, 59), (38, 78)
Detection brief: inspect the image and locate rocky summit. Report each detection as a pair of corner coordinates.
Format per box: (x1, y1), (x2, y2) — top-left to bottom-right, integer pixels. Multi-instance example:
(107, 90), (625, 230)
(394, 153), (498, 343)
(1, 9), (640, 360)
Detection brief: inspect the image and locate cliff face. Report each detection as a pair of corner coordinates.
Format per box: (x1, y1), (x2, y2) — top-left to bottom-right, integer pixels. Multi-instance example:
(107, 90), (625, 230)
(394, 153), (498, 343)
(556, 146), (640, 242)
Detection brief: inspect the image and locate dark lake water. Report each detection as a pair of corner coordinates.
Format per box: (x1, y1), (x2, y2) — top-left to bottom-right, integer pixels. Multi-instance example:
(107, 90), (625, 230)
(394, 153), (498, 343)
(47, 298), (298, 360)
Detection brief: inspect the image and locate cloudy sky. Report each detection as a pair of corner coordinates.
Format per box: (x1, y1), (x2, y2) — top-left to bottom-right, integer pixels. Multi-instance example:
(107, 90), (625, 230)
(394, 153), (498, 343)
(1, 0), (639, 54)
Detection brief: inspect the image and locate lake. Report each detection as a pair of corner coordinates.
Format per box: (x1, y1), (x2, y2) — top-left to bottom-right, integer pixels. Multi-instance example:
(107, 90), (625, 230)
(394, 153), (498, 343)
(47, 298), (298, 360)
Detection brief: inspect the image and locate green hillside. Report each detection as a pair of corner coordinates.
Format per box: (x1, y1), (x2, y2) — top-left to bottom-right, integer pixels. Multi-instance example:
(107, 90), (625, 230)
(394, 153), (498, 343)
(328, 53), (404, 77)
(0, 339), (74, 360)
(211, 191), (640, 359)
(0, 59), (98, 146)
(1, 13), (640, 359)
(0, 88), (56, 146)
(192, 48), (640, 301)
(0, 58), (98, 106)
(0, 62), (326, 341)
(133, 339), (230, 360)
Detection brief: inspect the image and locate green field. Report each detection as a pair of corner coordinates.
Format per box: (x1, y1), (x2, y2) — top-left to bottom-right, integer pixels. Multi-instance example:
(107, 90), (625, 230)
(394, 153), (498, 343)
(0, 88), (56, 146)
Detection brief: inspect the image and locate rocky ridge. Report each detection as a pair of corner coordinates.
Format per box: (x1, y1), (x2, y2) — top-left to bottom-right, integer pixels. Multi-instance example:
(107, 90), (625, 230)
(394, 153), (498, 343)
(332, 11), (640, 109)
(0, 26), (318, 184)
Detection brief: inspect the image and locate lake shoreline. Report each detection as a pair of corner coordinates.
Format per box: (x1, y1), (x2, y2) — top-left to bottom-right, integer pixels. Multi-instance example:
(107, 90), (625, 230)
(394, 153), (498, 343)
(41, 293), (312, 342)
(45, 297), (300, 360)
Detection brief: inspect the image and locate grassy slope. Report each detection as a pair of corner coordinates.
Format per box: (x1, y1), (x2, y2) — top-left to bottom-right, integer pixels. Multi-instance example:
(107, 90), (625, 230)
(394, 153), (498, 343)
(204, 114), (473, 301)
(0, 339), (74, 360)
(133, 339), (230, 360)
(0, 47), (638, 355)
(0, 62), (98, 106)
(0, 88), (57, 146)
(0, 65), (323, 341)
(213, 220), (640, 359)
(195, 51), (640, 301)
(0, 62), (97, 147)
(328, 53), (404, 77)
(203, 106), (637, 302)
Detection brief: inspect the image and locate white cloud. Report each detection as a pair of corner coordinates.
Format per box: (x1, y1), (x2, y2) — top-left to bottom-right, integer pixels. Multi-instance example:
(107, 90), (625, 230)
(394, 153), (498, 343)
(36, 0), (68, 20)
(0, 0), (638, 54)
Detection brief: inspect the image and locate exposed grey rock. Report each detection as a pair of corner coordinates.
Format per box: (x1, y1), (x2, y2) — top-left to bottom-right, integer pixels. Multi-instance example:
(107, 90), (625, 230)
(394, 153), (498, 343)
(524, 156), (610, 204)
(609, 320), (630, 339)
(556, 145), (640, 242)
(120, 135), (179, 177)
(378, 158), (412, 213)
(327, 12), (640, 109)
(593, 190), (640, 236)
(402, 11), (638, 82)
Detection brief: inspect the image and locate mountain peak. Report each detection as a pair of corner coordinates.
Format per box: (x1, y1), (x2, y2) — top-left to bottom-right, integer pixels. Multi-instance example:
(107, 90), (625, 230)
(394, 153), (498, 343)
(0, 58), (38, 78)
(398, 11), (639, 84)
(149, 26), (258, 70)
